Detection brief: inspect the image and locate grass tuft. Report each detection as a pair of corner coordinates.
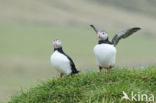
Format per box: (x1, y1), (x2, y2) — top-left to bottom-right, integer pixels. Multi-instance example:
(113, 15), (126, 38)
(9, 67), (156, 103)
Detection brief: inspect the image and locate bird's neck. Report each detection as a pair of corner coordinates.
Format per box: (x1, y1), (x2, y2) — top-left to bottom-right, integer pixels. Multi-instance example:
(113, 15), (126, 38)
(54, 47), (65, 54)
(98, 38), (111, 44)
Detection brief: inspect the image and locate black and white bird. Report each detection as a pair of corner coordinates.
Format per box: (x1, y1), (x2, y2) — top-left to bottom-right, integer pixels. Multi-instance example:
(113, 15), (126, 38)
(50, 39), (79, 79)
(90, 24), (141, 73)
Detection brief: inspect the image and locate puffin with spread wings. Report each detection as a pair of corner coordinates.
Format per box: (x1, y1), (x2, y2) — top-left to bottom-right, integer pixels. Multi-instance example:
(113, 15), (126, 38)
(90, 25), (141, 73)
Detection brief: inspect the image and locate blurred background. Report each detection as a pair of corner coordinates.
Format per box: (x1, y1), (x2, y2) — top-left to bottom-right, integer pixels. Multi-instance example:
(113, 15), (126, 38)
(0, 0), (156, 102)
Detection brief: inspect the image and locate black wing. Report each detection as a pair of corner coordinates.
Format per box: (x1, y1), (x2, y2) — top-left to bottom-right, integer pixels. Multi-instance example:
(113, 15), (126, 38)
(90, 24), (98, 33)
(55, 48), (79, 74)
(112, 27), (141, 46)
(65, 55), (79, 74)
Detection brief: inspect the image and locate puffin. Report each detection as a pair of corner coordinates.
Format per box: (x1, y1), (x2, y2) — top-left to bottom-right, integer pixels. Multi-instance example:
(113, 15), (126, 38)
(90, 24), (141, 73)
(50, 39), (79, 79)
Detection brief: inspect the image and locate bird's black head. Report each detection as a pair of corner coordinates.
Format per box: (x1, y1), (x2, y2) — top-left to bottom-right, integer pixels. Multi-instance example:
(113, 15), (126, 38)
(52, 39), (62, 48)
(96, 31), (108, 41)
(90, 24), (109, 42)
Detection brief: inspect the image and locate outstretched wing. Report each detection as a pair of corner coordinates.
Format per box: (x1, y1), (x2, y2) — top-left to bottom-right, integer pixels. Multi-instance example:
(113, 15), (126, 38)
(90, 24), (98, 33)
(112, 27), (141, 46)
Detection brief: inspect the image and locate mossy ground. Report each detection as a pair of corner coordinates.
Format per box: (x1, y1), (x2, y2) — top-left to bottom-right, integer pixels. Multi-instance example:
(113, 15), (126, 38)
(9, 67), (156, 103)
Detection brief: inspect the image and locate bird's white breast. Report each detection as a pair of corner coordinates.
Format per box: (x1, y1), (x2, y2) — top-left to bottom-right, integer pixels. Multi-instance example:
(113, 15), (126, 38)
(94, 44), (117, 67)
(50, 51), (72, 75)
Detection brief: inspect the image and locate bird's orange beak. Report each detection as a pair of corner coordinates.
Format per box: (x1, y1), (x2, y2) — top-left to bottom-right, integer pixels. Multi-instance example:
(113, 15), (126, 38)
(96, 34), (100, 39)
(54, 43), (57, 48)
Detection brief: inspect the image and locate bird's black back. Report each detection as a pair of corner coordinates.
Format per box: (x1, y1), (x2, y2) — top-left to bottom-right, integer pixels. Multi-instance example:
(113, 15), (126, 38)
(54, 47), (79, 75)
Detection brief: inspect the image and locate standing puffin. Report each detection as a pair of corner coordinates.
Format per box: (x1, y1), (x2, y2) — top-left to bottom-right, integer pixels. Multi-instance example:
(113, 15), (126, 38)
(50, 39), (79, 79)
(90, 25), (141, 73)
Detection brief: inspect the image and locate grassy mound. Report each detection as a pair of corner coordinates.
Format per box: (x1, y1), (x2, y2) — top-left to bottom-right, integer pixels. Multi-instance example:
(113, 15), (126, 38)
(9, 67), (156, 103)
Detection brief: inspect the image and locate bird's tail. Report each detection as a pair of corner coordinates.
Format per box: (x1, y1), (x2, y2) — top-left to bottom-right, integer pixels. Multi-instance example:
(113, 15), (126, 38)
(72, 70), (79, 75)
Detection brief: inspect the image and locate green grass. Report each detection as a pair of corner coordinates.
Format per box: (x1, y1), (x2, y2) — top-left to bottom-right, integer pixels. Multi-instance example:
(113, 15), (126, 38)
(0, 25), (156, 102)
(9, 67), (156, 103)
(1, 0), (156, 102)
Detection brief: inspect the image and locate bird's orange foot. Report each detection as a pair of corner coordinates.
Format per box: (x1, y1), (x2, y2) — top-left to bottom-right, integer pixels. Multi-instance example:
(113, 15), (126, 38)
(99, 69), (102, 72)
(57, 77), (61, 80)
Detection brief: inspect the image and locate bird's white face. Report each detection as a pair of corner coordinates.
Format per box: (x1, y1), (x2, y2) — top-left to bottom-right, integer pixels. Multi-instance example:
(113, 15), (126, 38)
(53, 39), (62, 48)
(96, 31), (108, 40)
